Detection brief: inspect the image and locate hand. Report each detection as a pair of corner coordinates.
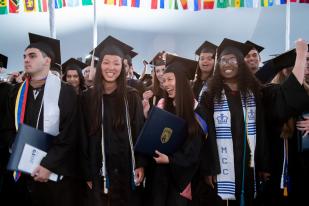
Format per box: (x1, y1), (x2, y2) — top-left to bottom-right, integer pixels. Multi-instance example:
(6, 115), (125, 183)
(153, 150), (169, 164)
(143, 90), (154, 101)
(204, 176), (216, 189)
(31, 165), (52, 182)
(143, 60), (148, 66)
(86, 181), (93, 189)
(296, 116), (309, 137)
(142, 99), (150, 119)
(134, 167), (144, 186)
(295, 39), (308, 55)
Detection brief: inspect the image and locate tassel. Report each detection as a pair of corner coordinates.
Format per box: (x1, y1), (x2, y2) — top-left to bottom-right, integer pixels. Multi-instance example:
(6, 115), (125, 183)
(283, 187), (288, 197)
(240, 192), (245, 206)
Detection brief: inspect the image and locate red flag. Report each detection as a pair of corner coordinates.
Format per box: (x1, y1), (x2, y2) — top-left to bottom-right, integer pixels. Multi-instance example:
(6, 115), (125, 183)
(9, 0), (19, 13)
(180, 0), (188, 9)
(299, 0), (309, 2)
(151, 0), (158, 9)
(203, 0), (214, 9)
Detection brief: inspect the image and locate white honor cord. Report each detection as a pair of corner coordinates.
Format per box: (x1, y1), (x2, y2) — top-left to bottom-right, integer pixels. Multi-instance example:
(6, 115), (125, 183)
(36, 100), (44, 130)
(101, 98), (108, 194)
(124, 96), (136, 182)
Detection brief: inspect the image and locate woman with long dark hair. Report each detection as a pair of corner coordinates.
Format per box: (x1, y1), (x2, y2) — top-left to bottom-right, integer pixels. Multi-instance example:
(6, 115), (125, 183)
(145, 55), (207, 206)
(193, 41), (217, 102)
(62, 58), (87, 94)
(81, 38), (146, 206)
(142, 52), (166, 117)
(200, 39), (270, 206)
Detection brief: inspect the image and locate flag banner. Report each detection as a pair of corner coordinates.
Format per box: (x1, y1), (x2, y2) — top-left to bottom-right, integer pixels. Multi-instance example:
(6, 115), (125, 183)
(67, 0), (79, 7)
(231, 0), (244, 7)
(24, 0), (36, 12)
(194, 0), (201, 10)
(179, 0), (188, 9)
(0, 0), (8, 14)
(217, 0), (229, 8)
(9, 0), (19, 13)
(104, 0), (116, 5)
(131, 0), (140, 7)
(160, 0), (164, 8)
(38, 0), (48, 11)
(151, 0), (158, 9)
(82, 0), (92, 6)
(203, 0), (214, 9)
(119, 0), (127, 6)
(300, 0), (309, 3)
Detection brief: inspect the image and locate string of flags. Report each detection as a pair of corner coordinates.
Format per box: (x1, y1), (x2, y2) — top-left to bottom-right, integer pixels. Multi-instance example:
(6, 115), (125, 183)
(0, 0), (308, 15)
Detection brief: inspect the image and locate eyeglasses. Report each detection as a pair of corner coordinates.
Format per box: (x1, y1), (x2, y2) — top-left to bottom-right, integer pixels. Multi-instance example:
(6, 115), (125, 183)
(218, 58), (238, 66)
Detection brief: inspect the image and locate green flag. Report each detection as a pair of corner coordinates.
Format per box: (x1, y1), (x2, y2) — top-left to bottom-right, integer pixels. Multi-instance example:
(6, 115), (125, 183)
(174, 0), (178, 9)
(231, 0), (244, 7)
(0, 0), (8, 15)
(217, 0), (229, 8)
(82, 0), (92, 6)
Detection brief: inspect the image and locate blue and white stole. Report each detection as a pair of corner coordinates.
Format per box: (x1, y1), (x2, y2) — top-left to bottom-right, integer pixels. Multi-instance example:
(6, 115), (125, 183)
(214, 90), (256, 200)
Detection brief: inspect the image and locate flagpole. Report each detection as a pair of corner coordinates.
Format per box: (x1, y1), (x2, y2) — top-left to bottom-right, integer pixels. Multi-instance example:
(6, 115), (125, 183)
(285, 1), (291, 51)
(93, 0), (98, 49)
(49, 0), (56, 38)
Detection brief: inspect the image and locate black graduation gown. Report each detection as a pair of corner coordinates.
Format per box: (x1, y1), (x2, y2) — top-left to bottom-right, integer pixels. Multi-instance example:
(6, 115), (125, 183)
(2, 81), (80, 206)
(145, 106), (204, 206)
(0, 82), (14, 193)
(81, 87), (146, 206)
(200, 85), (269, 206)
(261, 74), (309, 206)
(127, 79), (145, 98)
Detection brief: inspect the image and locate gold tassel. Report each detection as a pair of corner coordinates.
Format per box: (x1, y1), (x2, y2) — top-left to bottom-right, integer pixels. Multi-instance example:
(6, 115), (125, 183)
(283, 187), (288, 197)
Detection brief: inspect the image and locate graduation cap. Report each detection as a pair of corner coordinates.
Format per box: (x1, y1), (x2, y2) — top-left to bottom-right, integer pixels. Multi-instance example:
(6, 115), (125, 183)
(245, 40), (265, 53)
(149, 52), (165, 66)
(140, 74), (153, 87)
(62, 58), (88, 72)
(27, 33), (61, 66)
(195, 41), (218, 56)
(165, 54), (198, 80)
(89, 35), (133, 59)
(264, 49), (297, 69)
(217, 38), (252, 58)
(0, 54), (8, 69)
(129, 50), (138, 59)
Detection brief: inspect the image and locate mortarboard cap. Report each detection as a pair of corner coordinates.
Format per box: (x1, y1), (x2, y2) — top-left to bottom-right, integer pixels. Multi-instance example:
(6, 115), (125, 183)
(217, 38), (252, 58)
(89, 36), (133, 59)
(27, 33), (61, 66)
(140, 74), (153, 87)
(129, 50), (138, 59)
(62, 58), (88, 72)
(245, 40), (265, 53)
(0, 54), (8, 69)
(165, 54), (198, 80)
(149, 52), (165, 66)
(264, 49), (297, 69)
(195, 41), (218, 56)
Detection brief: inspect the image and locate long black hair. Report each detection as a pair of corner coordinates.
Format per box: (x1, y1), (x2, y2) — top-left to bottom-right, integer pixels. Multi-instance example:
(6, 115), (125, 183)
(89, 47), (127, 135)
(207, 47), (261, 105)
(163, 65), (200, 138)
(62, 65), (86, 92)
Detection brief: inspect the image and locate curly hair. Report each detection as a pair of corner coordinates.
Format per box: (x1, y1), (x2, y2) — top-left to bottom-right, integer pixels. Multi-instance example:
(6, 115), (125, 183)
(206, 47), (261, 105)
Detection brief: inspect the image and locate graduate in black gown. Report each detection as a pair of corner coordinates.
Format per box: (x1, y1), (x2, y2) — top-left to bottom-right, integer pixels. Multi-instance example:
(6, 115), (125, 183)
(62, 58), (87, 95)
(143, 54), (206, 206)
(81, 37), (146, 206)
(142, 52), (166, 110)
(260, 40), (309, 206)
(200, 39), (270, 206)
(192, 41), (217, 102)
(2, 33), (80, 206)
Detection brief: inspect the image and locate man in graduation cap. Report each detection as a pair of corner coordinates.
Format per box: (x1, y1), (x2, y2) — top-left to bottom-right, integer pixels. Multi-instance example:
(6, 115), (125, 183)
(244, 40), (265, 74)
(3, 33), (80, 206)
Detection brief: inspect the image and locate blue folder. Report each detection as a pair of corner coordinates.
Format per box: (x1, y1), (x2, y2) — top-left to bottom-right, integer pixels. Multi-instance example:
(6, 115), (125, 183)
(7, 124), (55, 172)
(134, 107), (186, 156)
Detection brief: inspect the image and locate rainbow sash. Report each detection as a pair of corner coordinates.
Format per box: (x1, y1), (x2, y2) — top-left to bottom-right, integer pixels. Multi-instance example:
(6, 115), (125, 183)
(13, 79), (29, 181)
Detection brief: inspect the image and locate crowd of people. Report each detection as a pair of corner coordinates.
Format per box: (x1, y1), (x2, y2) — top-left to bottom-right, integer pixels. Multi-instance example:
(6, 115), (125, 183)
(0, 33), (309, 206)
